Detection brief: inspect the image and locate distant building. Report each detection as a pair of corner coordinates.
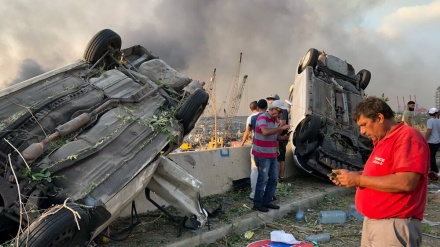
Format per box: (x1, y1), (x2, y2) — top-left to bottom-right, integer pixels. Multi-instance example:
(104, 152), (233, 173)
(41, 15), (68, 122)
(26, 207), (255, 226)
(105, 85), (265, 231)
(415, 107), (427, 114)
(436, 86), (440, 109)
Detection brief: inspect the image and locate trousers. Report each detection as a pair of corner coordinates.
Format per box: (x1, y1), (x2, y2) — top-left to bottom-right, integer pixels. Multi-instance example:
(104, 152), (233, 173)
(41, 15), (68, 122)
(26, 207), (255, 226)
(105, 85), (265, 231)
(253, 156), (278, 207)
(361, 217), (422, 247)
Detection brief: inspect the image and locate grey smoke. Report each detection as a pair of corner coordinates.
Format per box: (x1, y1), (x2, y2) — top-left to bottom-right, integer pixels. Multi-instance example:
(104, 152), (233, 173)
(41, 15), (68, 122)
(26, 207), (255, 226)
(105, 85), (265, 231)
(11, 59), (47, 85)
(0, 0), (436, 114)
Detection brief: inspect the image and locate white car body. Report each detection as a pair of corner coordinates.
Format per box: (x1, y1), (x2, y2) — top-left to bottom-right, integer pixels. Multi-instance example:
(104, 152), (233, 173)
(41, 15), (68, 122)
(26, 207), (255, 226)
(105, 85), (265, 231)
(288, 48), (372, 179)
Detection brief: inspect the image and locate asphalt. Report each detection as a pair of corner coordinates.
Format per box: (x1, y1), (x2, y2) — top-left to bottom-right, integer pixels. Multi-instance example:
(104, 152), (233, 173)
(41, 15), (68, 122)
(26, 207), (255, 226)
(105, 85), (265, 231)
(167, 185), (352, 247)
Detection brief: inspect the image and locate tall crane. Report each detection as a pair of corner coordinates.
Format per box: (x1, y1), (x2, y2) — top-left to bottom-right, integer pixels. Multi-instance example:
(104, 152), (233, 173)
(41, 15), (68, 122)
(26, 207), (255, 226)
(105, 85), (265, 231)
(196, 68), (224, 149)
(224, 52), (247, 143)
(226, 53), (243, 119)
(208, 68), (219, 148)
(223, 53), (242, 139)
(229, 74), (248, 115)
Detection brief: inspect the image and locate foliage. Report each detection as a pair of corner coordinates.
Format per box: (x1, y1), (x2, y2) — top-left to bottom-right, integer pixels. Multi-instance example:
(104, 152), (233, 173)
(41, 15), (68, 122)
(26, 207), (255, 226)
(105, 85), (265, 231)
(23, 167), (52, 183)
(140, 107), (177, 143)
(0, 240), (14, 247)
(0, 111), (26, 131)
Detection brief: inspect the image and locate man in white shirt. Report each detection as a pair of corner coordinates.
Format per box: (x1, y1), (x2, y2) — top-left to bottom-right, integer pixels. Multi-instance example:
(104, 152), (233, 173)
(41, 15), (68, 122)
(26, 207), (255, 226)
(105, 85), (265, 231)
(240, 100), (259, 199)
(240, 101), (259, 146)
(426, 107), (440, 181)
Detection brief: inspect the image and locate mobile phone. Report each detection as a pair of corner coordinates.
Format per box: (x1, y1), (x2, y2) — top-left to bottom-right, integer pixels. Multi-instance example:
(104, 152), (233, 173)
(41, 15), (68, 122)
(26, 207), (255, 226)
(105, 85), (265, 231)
(286, 130), (293, 135)
(327, 171), (340, 182)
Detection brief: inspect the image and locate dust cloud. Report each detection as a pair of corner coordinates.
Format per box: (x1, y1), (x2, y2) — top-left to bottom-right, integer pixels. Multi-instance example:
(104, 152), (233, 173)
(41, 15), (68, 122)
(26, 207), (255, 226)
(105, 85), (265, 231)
(0, 0), (438, 113)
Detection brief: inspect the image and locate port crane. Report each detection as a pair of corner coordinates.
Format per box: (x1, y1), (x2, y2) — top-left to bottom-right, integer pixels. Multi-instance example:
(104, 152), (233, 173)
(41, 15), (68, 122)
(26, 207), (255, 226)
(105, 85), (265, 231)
(223, 52), (247, 143)
(194, 53), (248, 148)
(207, 68), (221, 148)
(194, 68), (224, 149)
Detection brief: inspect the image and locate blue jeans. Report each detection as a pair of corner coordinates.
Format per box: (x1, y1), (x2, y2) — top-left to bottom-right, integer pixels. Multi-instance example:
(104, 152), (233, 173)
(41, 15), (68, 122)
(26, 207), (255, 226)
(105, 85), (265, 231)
(253, 156), (278, 207)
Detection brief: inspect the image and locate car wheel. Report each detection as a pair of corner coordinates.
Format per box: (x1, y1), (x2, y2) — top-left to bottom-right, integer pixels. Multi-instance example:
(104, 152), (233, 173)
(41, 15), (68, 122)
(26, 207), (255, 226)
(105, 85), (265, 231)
(298, 115), (321, 143)
(83, 29), (122, 65)
(294, 139), (319, 156)
(176, 90), (209, 135)
(18, 203), (90, 247)
(357, 69), (371, 90)
(299, 48), (319, 73)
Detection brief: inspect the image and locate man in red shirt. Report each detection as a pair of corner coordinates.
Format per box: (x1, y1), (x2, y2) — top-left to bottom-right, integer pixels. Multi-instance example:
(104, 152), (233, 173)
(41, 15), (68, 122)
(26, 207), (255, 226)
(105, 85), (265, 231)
(331, 96), (429, 246)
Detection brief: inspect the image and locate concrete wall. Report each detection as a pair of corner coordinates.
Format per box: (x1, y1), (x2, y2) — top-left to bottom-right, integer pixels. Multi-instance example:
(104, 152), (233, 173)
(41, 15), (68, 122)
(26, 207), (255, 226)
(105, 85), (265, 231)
(120, 143), (304, 216)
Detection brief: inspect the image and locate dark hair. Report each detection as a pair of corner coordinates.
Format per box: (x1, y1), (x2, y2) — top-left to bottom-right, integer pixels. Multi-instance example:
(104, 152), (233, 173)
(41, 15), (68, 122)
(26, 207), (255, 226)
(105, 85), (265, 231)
(249, 101), (258, 111)
(353, 96), (395, 121)
(407, 101), (415, 105)
(257, 99), (268, 109)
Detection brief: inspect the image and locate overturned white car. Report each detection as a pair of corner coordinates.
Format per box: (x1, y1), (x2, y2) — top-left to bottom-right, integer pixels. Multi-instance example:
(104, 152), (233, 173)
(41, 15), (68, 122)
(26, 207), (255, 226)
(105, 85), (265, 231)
(289, 48), (373, 180)
(0, 29), (209, 246)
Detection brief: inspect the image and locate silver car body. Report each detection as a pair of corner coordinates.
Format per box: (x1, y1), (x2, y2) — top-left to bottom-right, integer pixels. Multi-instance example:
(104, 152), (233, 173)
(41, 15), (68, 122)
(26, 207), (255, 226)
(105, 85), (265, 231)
(289, 48), (372, 179)
(0, 30), (208, 245)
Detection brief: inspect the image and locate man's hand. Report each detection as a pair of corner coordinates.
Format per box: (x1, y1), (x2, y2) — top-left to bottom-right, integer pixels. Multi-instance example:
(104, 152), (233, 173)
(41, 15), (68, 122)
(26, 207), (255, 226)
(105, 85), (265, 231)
(327, 171), (340, 183)
(280, 134), (289, 141)
(332, 169), (361, 188)
(283, 125), (290, 130)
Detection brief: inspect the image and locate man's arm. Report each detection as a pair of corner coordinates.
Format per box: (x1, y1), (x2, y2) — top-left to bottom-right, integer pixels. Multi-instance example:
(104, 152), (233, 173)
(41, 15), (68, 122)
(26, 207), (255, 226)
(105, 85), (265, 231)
(260, 125), (289, 136)
(279, 119), (287, 127)
(240, 126), (252, 146)
(426, 128), (432, 141)
(276, 132), (289, 141)
(279, 109), (288, 127)
(333, 169), (421, 192)
(403, 115), (412, 126)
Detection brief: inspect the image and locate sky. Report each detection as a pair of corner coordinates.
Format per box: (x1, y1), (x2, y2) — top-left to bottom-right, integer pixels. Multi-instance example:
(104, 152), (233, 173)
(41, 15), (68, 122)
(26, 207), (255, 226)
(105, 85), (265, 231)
(0, 0), (439, 115)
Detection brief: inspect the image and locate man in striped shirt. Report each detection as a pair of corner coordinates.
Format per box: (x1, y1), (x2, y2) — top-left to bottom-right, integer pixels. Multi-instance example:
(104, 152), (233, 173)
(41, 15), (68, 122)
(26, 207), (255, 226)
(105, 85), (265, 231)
(252, 100), (290, 212)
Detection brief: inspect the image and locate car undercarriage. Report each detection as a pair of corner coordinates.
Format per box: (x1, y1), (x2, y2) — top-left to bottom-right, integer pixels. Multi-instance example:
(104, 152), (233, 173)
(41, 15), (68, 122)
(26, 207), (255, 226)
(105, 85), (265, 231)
(289, 48), (373, 180)
(0, 29), (209, 246)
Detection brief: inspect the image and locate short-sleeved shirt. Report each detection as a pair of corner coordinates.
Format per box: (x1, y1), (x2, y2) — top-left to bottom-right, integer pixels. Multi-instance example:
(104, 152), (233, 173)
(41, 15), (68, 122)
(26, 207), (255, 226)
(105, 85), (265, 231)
(246, 112), (259, 135)
(279, 109), (288, 124)
(427, 118), (440, 144)
(279, 109), (289, 143)
(355, 122), (429, 220)
(251, 112), (279, 158)
(250, 113), (262, 134)
(401, 110), (413, 125)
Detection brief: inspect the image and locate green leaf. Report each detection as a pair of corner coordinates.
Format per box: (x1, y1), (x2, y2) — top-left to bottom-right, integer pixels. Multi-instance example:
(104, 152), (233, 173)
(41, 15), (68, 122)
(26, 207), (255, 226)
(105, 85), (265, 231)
(23, 167), (31, 176)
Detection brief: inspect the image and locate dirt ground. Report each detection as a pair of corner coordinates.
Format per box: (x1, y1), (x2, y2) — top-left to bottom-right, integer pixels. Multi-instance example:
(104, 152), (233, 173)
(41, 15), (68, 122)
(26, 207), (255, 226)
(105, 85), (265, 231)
(99, 175), (440, 247)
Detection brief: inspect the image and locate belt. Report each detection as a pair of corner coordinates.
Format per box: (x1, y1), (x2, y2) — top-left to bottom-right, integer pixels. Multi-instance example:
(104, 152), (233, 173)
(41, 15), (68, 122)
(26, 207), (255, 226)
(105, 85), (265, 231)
(366, 216), (421, 221)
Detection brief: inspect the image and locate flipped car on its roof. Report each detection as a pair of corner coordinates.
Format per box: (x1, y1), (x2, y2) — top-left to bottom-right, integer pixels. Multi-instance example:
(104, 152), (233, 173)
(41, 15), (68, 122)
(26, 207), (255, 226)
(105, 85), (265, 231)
(0, 29), (209, 246)
(288, 48), (373, 180)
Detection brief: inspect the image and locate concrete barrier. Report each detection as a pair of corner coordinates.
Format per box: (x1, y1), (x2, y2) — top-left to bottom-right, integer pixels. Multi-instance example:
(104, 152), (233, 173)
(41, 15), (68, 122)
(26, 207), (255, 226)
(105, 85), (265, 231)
(120, 144), (304, 216)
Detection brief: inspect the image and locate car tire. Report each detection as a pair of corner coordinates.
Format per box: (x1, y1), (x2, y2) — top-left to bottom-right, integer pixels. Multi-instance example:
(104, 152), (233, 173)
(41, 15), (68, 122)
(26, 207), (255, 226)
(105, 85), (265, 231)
(357, 69), (371, 90)
(298, 115), (321, 143)
(299, 48), (320, 73)
(83, 29), (122, 64)
(176, 89), (209, 135)
(18, 203), (90, 247)
(295, 139), (319, 156)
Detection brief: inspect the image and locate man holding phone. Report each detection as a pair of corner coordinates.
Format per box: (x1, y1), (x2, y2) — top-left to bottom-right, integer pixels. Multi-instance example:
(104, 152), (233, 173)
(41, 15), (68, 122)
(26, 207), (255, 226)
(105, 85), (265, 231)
(252, 100), (290, 212)
(267, 94), (289, 181)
